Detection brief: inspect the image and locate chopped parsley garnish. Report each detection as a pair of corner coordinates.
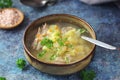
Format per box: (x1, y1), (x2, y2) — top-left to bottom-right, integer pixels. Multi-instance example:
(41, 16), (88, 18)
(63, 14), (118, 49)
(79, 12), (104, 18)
(57, 38), (64, 46)
(50, 54), (57, 60)
(80, 69), (96, 80)
(16, 58), (26, 70)
(55, 32), (61, 36)
(38, 50), (47, 57)
(57, 38), (67, 46)
(0, 0), (13, 8)
(67, 44), (73, 48)
(64, 57), (70, 63)
(63, 38), (67, 42)
(0, 77), (6, 80)
(41, 38), (53, 48)
(79, 28), (87, 34)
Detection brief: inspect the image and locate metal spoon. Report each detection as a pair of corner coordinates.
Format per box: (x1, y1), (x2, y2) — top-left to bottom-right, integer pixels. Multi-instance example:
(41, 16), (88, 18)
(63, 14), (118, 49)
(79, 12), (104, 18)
(20, 0), (56, 7)
(81, 36), (117, 50)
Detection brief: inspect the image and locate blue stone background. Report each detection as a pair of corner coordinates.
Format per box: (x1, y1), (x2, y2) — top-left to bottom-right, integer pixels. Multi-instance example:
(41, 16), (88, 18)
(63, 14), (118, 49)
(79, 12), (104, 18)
(0, 0), (120, 80)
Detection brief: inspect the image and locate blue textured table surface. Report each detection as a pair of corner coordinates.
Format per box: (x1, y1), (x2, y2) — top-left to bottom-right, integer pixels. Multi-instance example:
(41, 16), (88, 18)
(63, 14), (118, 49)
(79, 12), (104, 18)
(0, 0), (120, 80)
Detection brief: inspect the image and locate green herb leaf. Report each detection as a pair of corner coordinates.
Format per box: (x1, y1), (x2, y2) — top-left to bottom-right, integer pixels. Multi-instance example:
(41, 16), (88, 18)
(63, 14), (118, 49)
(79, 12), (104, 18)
(0, 0), (13, 8)
(57, 38), (64, 46)
(38, 50), (47, 57)
(63, 38), (67, 42)
(64, 57), (70, 63)
(0, 77), (6, 80)
(50, 54), (57, 60)
(16, 58), (26, 70)
(67, 44), (73, 48)
(79, 28), (87, 34)
(57, 38), (67, 46)
(41, 38), (53, 48)
(55, 32), (61, 36)
(80, 69), (96, 80)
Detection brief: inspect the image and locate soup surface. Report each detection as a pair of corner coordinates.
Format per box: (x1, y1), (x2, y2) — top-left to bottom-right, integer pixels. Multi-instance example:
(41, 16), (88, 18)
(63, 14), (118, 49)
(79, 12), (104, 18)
(31, 23), (94, 64)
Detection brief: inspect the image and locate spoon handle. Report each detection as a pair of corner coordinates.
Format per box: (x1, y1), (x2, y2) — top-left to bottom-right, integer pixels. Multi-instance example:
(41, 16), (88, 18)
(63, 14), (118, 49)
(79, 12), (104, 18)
(46, 0), (57, 6)
(81, 36), (117, 50)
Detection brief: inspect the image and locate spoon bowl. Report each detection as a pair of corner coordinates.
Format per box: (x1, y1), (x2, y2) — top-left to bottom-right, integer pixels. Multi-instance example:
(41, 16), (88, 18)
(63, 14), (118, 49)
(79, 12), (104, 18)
(20, 0), (56, 7)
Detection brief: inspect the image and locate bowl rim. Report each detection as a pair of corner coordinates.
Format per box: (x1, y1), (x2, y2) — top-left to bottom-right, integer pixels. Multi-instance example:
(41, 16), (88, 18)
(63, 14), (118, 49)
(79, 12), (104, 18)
(0, 8), (24, 29)
(23, 14), (96, 66)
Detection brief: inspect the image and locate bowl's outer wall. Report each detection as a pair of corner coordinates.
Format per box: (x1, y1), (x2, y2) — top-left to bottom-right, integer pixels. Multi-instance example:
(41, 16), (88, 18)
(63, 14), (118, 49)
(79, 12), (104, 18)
(24, 49), (93, 75)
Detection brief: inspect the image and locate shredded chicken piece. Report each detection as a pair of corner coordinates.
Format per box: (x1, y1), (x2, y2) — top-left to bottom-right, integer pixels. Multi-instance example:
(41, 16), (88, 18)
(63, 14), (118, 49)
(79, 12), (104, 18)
(32, 23), (48, 50)
(61, 27), (73, 33)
